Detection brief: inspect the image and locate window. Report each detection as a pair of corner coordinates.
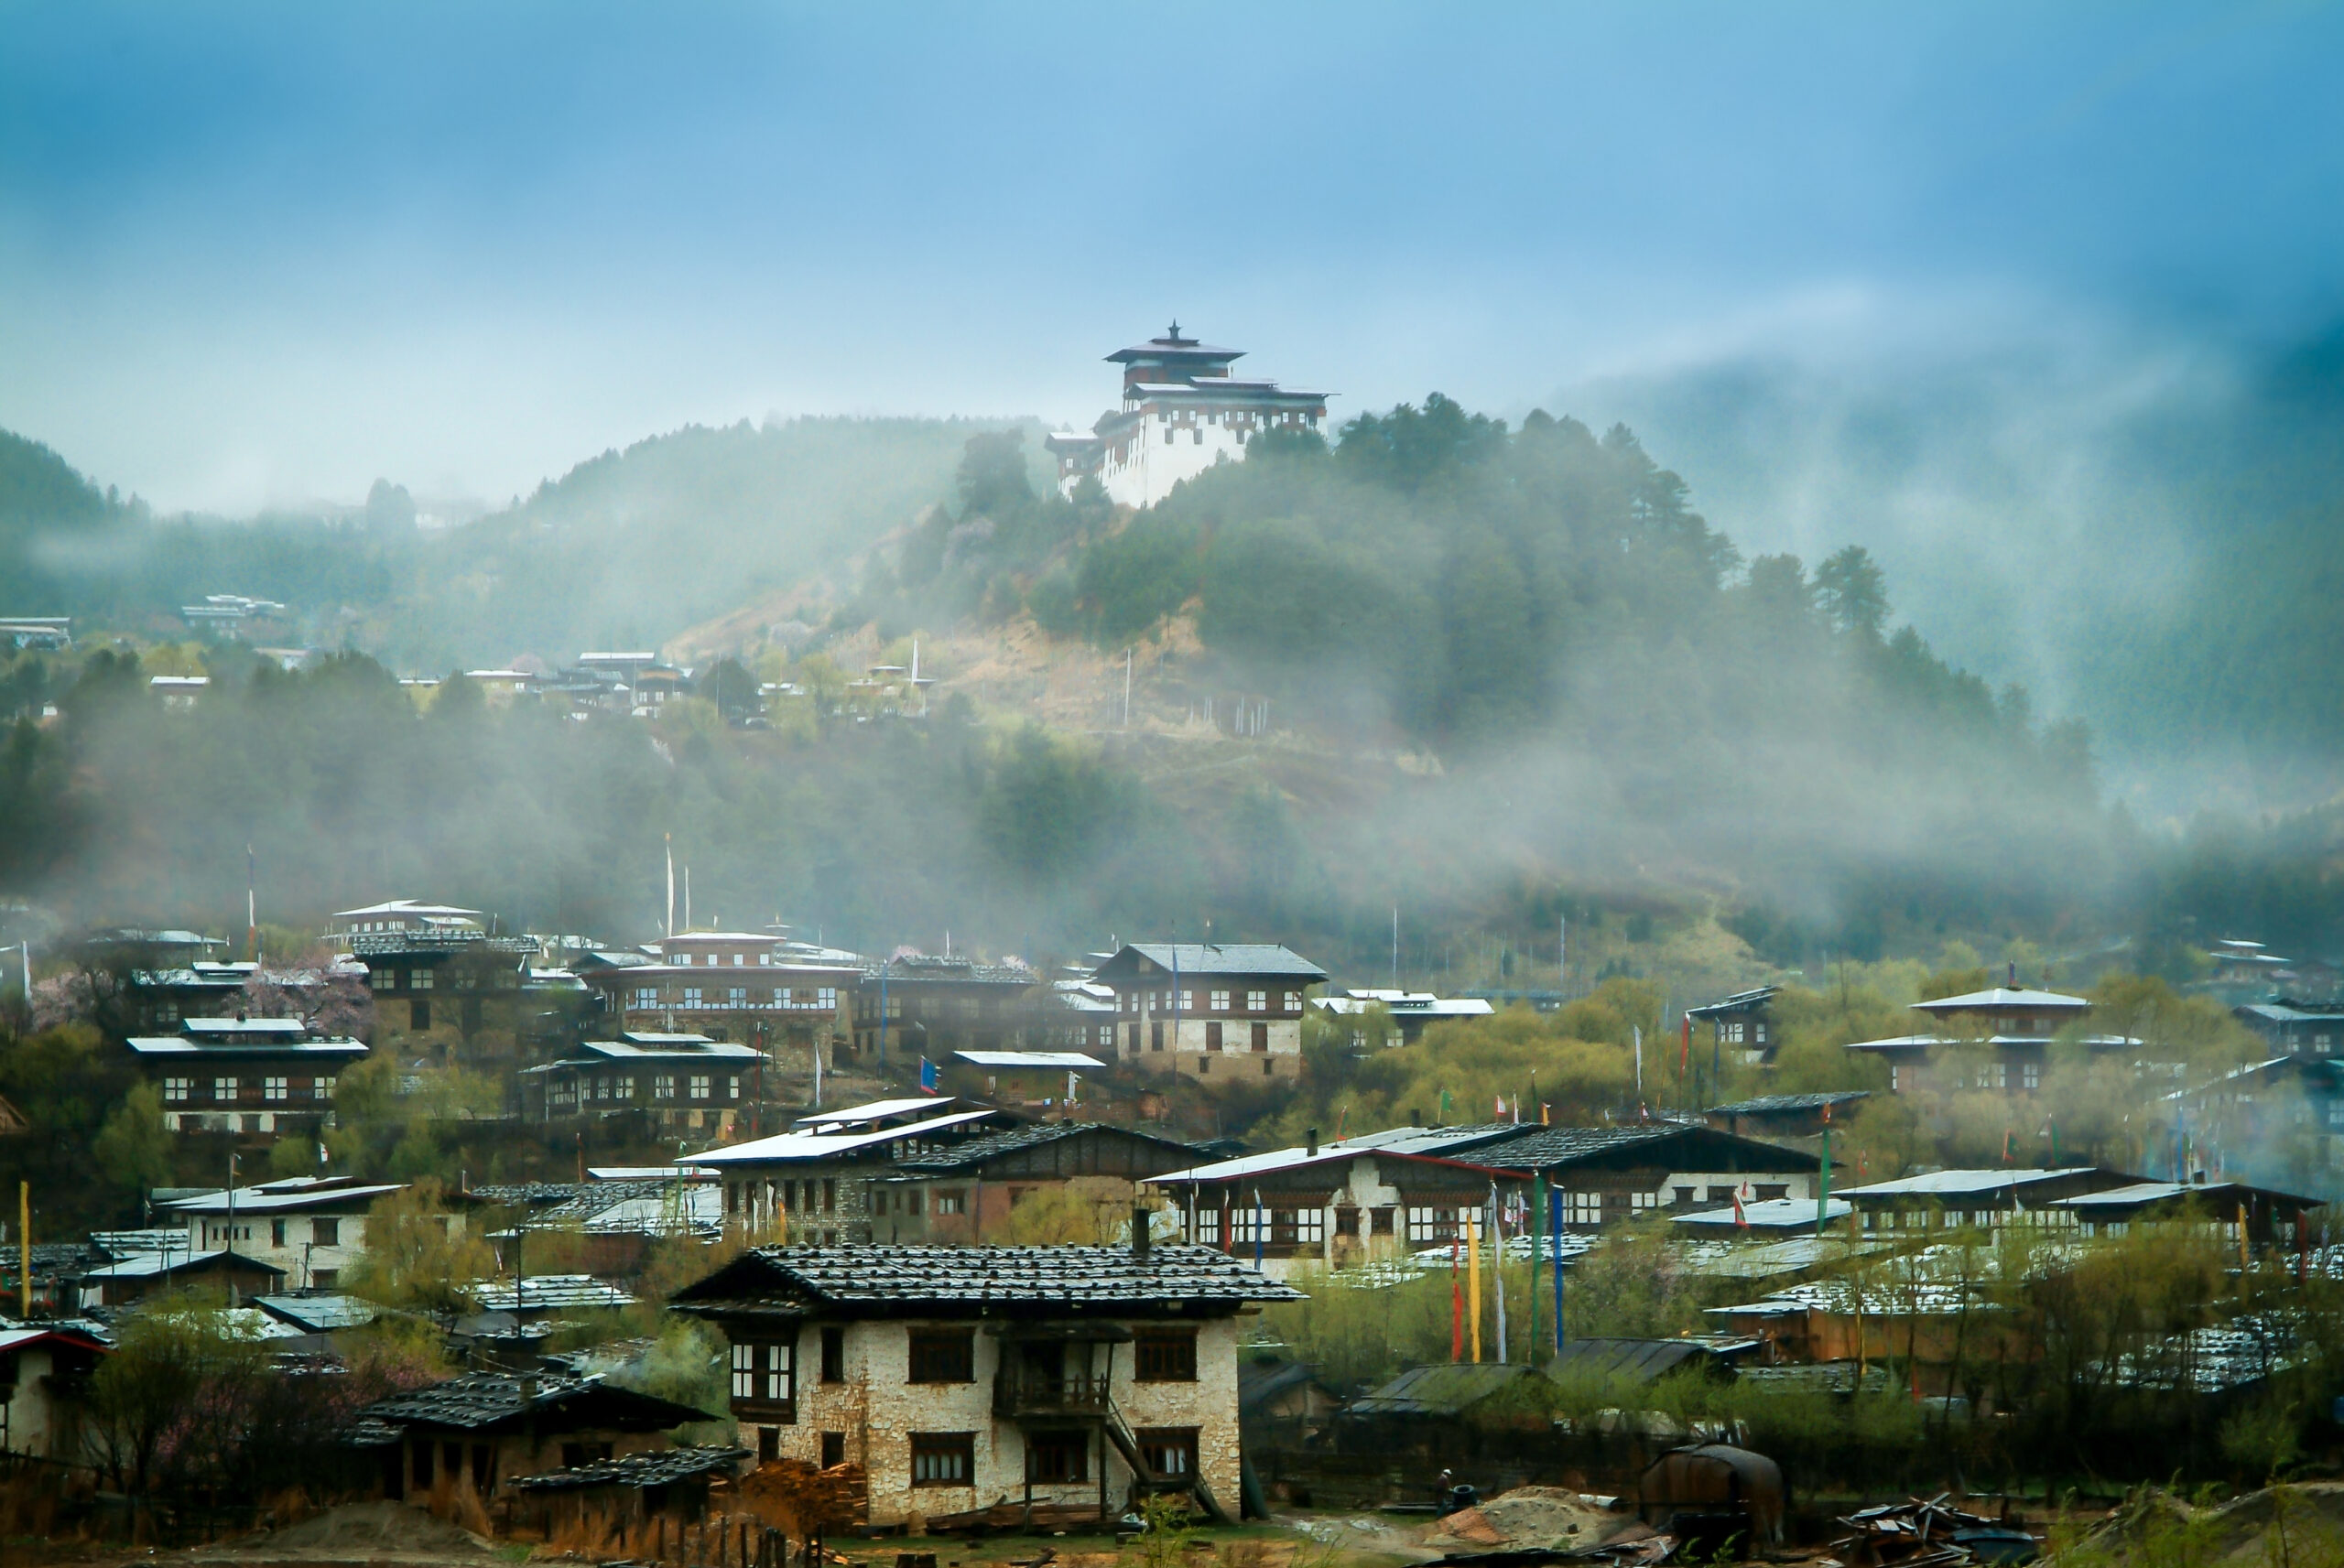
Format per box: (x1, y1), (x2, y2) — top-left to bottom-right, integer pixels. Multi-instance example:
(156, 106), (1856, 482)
(1210, 989), (1230, 1011)
(908, 1329), (974, 1383)
(820, 1432), (846, 1468)
(1405, 1206), (1461, 1243)
(595, 1076), (612, 1100)
(727, 1076), (742, 1099)
(1177, 989), (1193, 1011)
(1727, 1021), (1745, 1044)
(822, 1178), (836, 1211)
(1754, 1022), (1768, 1044)
(689, 1075), (712, 1099)
(1283, 990), (1301, 1012)
(821, 1327), (845, 1382)
(370, 968), (393, 992)
(732, 1340), (795, 1410)
(654, 1074), (677, 1099)
(683, 987), (703, 1008)
(314, 1217), (341, 1246)
(732, 954), (745, 967)
(934, 1189), (966, 1216)
(1204, 1022), (1221, 1051)
(163, 1076), (191, 1103)
(2023, 1061), (2042, 1090)
(1230, 1207), (1265, 1245)
(1151, 1022), (1164, 1052)
(1247, 989), (1267, 1011)
(1570, 1192), (1603, 1226)
(315, 1076), (335, 1099)
(1673, 1186), (1695, 1206)
(2318, 1033), (2335, 1054)
(729, 987), (748, 1007)
(413, 968), (434, 990)
(910, 1433), (974, 1487)
(1189, 1207), (1220, 1244)
(1026, 1431), (1088, 1483)
(634, 987), (658, 1010)
(1137, 1429), (1199, 1478)
(1134, 1331), (1198, 1381)
(1251, 1022), (1269, 1052)
(1753, 1184), (1788, 1202)
(214, 1076), (239, 1101)
(1274, 1208), (1326, 1245)
(819, 987), (838, 1010)
(676, 953), (693, 966)
(271, 1219), (287, 1247)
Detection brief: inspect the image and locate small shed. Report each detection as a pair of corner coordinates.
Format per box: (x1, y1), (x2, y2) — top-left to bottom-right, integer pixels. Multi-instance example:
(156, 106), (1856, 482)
(353, 1372), (717, 1509)
(1339, 1363), (1554, 1455)
(506, 1444), (748, 1534)
(1238, 1356), (1341, 1447)
(1548, 1337), (1752, 1390)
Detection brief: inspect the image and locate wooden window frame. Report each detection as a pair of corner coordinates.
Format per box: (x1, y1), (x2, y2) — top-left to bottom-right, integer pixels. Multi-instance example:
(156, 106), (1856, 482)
(909, 1431), (975, 1487)
(1136, 1427), (1199, 1478)
(1026, 1429), (1089, 1483)
(907, 1328), (975, 1384)
(1133, 1330), (1198, 1382)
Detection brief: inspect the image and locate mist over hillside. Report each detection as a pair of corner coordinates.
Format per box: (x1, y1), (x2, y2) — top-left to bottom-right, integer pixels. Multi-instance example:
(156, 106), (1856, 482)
(1571, 319), (2344, 816)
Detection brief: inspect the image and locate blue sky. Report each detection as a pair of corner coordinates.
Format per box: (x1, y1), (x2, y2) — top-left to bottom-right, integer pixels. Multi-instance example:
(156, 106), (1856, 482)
(4, 2), (2339, 513)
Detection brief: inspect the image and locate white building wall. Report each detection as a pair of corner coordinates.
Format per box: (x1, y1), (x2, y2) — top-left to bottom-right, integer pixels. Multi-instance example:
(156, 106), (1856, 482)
(754, 1314), (1243, 1530)
(179, 1208), (422, 1286)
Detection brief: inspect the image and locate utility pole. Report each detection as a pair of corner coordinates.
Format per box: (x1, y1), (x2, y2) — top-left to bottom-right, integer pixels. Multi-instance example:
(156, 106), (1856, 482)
(1391, 907), (1399, 990)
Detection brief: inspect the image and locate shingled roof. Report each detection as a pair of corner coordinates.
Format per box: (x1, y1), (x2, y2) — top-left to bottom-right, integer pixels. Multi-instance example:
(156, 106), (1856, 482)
(669, 1243), (1301, 1321)
(353, 1372), (713, 1436)
(509, 1445), (748, 1492)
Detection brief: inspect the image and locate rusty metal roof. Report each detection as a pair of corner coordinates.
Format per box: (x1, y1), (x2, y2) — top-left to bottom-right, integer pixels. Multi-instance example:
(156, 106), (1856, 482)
(355, 1372), (712, 1434)
(509, 1445), (748, 1492)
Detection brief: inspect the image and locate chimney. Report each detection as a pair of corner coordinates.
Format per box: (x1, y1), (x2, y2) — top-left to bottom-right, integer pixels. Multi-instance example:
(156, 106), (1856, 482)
(1131, 1204), (1152, 1260)
(1307, 1128), (1319, 1158)
(1410, 1108), (1423, 1128)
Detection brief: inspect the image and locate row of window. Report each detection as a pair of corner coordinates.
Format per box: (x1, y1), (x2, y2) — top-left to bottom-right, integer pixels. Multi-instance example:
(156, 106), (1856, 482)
(162, 1076), (335, 1104)
(630, 986), (838, 1011)
(727, 1326), (1199, 1411)
(550, 1072), (741, 1104)
(204, 1217), (342, 1247)
(1136, 1020), (1273, 1054)
(1886, 1061), (2046, 1092)
(1183, 1192), (1699, 1247)
(1714, 1020), (1769, 1044)
(1121, 989), (1299, 1016)
(901, 1429), (1196, 1487)
(367, 968), (514, 992)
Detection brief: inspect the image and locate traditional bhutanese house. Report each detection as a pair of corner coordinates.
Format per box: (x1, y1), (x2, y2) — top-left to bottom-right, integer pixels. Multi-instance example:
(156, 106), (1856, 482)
(353, 1372), (714, 1508)
(161, 1175), (408, 1290)
(1706, 1243), (2047, 1383)
(328, 899), (486, 941)
(1838, 1166), (2133, 1236)
(1846, 987), (2140, 1094)
(1477, 1123), (1836, 1231)
(1147, 1123), (1534, 1279)
(1308, 989), (1494, 1048)
(0, 1326), (107, 1460)
(947, 1050), (1105, 1111)
(125, 1016), (370, 1136)
(77, 1247), (287, 1308)
(1334, 1363), (1553, 1458)
(1687, 987), (1783, 1069)
(584, 935), (860, 1092)
(850, 955), (1055, 1066)
(689, 1102), (1015, 1245)
(2047, 1178), (2324, 1245)
(1704, 1091), (1871, 1141)
(518, 1032), (767, 1135)
(1088, 943), (1329, 1086)
(666, 1238), (1300, 1530)
(874, 1122), (1202, 1245)
(2234, 1000), (2344, 1061)
(505, 1445), (748, 1535)
(346, 926), (548, 1072)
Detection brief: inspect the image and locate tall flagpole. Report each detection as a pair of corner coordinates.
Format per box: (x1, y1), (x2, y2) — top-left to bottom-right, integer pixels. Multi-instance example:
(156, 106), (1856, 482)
(246, 843), (257, 961)
(665, 835), (675, 938)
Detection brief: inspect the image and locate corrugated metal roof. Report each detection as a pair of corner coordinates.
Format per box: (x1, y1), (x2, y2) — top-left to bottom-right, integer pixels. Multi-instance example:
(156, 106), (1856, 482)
(1911, 987), (2089, 1012)
(691, 1108), (1000, 1166)
(1344, 1361), (1544, 1417)
(1840, 1167), (2099, 1198)
(253, 1293), (380, 1332)
(1709, 1091), (1869, 1116)
(954, 1050), (1104, 1069)
(357, 1372), (711, 1433)
(893, 1121), (1196, 1175)
(1095, 943), (1327, 980)
(469, 1275), (636, 1311)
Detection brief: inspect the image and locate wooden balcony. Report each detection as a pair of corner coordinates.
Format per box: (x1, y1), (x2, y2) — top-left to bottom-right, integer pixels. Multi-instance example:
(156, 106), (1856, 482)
(993, 1372), (1112, 1420)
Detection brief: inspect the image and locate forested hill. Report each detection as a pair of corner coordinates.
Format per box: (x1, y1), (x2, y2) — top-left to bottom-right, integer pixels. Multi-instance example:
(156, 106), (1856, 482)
(0, 416), (1008, 670)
